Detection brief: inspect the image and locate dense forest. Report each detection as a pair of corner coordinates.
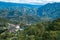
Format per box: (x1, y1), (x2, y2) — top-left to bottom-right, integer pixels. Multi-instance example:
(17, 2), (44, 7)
(0, 17), (60, 40)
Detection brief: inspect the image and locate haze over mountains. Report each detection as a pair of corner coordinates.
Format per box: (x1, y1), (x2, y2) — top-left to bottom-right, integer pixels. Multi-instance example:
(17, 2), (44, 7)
(0, 2), (60, 23)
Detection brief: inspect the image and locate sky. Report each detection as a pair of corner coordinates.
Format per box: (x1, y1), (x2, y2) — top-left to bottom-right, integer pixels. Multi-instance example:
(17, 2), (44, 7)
(0, 0), (60, 4)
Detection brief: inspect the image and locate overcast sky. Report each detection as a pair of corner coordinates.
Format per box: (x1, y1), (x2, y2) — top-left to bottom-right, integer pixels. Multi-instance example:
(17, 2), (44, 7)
(0, 0), (60, 4)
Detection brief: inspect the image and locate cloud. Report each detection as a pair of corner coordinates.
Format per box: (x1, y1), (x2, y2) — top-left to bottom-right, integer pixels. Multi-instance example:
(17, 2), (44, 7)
(0, 0), (60, 4)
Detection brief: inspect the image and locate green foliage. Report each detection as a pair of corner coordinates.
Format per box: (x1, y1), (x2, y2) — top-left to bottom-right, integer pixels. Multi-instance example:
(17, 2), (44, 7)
(0, 18), (60, 40)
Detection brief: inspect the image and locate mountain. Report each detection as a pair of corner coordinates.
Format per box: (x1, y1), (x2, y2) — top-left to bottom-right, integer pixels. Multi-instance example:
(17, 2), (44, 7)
(38, 3), (60, 21)
(0, 2), (42, 24)
(0, 2), (60, 24)
(0, 1), (41, 8)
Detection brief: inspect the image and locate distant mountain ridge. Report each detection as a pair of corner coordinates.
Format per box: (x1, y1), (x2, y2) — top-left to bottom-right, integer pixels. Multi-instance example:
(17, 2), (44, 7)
(0, 1), (41, 8)
(0, 2), (60, 23)
(38, 3), (60, 21)
(0, 2), (42, 24)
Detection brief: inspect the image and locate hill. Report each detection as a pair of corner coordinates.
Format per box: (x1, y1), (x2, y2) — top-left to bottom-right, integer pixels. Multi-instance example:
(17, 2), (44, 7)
(38, 3), (60, 21)
(0, 2), (60, 23)
(0, 2), (42, 24)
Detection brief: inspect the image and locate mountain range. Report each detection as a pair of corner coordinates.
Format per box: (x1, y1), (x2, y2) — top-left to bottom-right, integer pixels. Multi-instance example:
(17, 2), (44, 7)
(0, 2), (60, 24)
(37, 3), (60, 21)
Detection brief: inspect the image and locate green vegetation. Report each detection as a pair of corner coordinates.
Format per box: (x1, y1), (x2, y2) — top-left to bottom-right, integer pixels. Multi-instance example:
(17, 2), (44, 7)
(0, 17), (60, 40)
(0, 2), (60, 40)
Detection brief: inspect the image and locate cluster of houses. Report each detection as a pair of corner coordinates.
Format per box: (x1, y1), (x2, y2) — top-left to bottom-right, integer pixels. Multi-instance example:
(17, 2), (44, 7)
(8, 23), (22, 33)
(8, 23), (31, 33)
(0, 22), (31, 33)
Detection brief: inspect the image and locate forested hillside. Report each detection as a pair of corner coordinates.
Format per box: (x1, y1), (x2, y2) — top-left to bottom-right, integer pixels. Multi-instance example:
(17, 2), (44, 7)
(0, 2), (60, 40)
(38, 3), (60, 21)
